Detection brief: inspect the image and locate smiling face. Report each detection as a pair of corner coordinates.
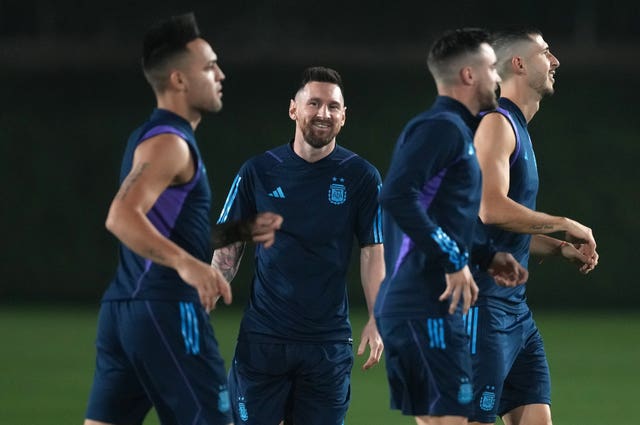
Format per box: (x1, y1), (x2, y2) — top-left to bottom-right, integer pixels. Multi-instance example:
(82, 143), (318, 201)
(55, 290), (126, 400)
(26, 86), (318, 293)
(524, 34), (560, 97)
(289, 81), (346, 149)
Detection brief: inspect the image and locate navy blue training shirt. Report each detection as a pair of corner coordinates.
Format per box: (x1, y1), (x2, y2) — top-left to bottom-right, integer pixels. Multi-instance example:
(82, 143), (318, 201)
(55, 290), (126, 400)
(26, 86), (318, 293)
(102, 108), (211, 303)
(375, 96), (485, 318)
(474, 97), (539, 313)
(218, 142), (383, 343)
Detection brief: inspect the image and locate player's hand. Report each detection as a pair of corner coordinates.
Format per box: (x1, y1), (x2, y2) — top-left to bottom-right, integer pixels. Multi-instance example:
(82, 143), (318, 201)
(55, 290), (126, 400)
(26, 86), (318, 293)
(563, 218), (597, 259)
(488, 252), (528, 287)
(250, 212), (283, 248)
(560, 242), (599, 274)
(177, 256), (232, 312)
(440, 265), (478, 315)
(357, 315), (383, 371)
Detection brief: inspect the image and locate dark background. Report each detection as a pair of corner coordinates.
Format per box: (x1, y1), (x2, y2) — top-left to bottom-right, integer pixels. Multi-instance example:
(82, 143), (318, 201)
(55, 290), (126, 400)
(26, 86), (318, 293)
(1, 1), (638, 309)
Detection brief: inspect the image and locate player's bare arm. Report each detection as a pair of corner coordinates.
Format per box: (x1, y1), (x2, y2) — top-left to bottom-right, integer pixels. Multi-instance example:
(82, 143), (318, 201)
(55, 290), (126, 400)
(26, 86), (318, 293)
(475, 113), (597, 257)
(530, 234), (598, 274)
(358, 244), (385, 371)
(106, 134), (231, 311)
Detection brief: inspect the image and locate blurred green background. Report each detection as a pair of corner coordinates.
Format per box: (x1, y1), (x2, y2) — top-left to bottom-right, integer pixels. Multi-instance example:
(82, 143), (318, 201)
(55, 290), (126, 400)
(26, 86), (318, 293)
(1, 307), (639, 424)
(1, 1), (639, 424)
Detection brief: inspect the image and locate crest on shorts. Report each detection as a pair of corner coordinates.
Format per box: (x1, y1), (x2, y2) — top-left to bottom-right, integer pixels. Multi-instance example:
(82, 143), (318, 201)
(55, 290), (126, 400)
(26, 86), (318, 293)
(480, 385), (496, 411)
(238, 396), (249, 421)
(218, 387), (230, 412)
(328, 177), (347, 205)
(457, 377), (473, 404)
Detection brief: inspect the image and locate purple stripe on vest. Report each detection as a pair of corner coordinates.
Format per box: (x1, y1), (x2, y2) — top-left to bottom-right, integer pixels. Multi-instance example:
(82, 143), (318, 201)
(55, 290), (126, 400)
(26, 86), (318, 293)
(142, 125), (188, 143)
(391, 168), (447, 278)
(266, 150), (283, 163)
(147, 187), (192, 237)
(141, 124), (202, 191)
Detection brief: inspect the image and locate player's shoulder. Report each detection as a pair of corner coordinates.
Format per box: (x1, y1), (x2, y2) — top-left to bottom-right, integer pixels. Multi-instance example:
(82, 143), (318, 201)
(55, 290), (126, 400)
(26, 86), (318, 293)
(240, 144), (289, 172)
(333, 145), (380, 177)
(405, 109), (466, 138)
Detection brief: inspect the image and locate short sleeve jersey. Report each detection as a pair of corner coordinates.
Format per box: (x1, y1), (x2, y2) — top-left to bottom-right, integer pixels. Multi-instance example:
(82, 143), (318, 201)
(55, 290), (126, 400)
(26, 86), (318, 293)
(218, 143), (383, 343)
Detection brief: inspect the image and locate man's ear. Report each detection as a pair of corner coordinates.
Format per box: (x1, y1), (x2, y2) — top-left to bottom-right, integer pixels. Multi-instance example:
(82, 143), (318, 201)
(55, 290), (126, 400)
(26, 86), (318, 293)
(460, 66), (474, 86)
(512, 56), (526, 74)
(289, 99), (297, 121)
(169, 70), (186, 90)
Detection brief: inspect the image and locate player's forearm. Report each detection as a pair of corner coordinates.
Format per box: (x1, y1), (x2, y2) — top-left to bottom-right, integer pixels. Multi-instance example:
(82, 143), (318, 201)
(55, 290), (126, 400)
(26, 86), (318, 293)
(530, 234), (565, 257)
(106, 205), (191, 270)
(211, 241), (245, 282)
(480, 196), (566, 234)
(360, 245), (385, 315)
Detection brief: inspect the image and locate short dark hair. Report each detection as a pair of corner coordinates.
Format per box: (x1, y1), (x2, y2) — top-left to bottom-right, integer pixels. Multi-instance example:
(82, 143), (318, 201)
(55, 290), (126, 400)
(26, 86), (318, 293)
(491, 26), (543, 78)
(295, 66), (344, 98)
(142, 12), (201, 91)
(427, 28), (491, 84)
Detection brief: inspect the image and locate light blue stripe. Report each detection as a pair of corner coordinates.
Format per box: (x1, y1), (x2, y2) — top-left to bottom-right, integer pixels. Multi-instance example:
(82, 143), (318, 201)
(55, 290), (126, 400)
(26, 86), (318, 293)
(430, 318), (440, 348)
(276, 187), (285, 198)
(180, 302), (192, 354)
(186, 303), (196, 354)
(218, 175), (242, 224)
(430, 227), (469, 270)
(438, 318), (446, 349)
(373, 184), (383, 243)
(427, 319), (435, 348)
(471, 307), (478, 355)
(188, 303), (200, 355)
(466, 309), (473, 336)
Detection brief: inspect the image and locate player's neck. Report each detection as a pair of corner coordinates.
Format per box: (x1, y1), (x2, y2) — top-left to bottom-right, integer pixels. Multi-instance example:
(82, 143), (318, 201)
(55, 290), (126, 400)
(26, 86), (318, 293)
(292, 137), (335, 163)
(500, 84), (541, 123)
(156, 97), (202, 130)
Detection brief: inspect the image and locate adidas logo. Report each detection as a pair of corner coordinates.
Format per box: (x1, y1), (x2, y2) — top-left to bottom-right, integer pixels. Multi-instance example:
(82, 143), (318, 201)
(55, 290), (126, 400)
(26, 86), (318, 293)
(268, 187), (286, 198)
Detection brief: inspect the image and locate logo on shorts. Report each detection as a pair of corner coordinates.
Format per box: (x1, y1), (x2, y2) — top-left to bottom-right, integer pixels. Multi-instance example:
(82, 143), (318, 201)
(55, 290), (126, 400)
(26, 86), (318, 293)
(218, 386), (230, 412)
(238, 396), (249, 422)
(480, 385), (496, 411)
(458, 377), (473, 404)
(328, 177), (347, 205)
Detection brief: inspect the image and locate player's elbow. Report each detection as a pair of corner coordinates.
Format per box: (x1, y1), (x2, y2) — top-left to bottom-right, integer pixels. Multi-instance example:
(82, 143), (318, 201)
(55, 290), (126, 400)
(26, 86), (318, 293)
(478, 203), (501, 225)
(105, 203), (125, 237)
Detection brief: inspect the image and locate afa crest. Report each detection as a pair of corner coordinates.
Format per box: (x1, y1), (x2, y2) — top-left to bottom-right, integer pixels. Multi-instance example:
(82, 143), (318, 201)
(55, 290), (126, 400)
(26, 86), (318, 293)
(238, 396), (249, 421)
(328, 177), (347, 205)
(480, 386), (496, 411)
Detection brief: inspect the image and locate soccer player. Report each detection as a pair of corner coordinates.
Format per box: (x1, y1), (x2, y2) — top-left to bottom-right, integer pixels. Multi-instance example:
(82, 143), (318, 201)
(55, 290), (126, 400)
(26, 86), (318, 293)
(469, 28), (599, 425)
(84, 13), (281, 425)
(374, 28), (528, 425)
(212, 66), (385, 425)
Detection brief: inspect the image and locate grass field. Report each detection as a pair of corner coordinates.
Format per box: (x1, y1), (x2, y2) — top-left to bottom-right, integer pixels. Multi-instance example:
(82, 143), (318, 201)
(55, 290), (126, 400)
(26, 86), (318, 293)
(0, 306), (637, 425)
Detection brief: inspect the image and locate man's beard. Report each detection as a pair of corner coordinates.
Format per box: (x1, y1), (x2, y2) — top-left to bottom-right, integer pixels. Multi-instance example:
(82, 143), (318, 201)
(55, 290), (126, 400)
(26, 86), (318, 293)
(478, 88), (499, 111)
(301, 120), (339, 148)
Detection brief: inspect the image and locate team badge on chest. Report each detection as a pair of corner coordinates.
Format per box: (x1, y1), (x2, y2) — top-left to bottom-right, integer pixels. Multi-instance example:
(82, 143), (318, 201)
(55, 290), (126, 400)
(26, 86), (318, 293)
(328, 177), (347, 205)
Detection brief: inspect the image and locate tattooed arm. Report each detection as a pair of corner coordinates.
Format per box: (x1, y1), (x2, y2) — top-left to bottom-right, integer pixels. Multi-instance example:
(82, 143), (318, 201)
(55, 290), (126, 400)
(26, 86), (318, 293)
(211, 241), (246, 282)
(474, 113), (596, 257)
(105, 134), (231, 311)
